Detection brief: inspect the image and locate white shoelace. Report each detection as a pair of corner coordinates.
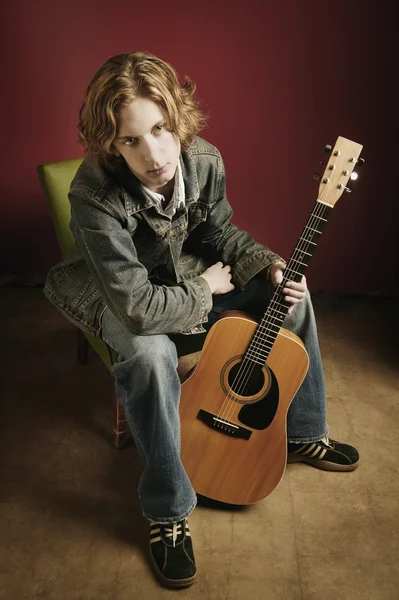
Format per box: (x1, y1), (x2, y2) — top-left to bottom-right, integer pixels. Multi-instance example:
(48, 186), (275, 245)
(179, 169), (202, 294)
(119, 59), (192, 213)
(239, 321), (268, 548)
(151, 520), (191, 548)
(164, 522), (182, 547)
(320, 436), (333, 447)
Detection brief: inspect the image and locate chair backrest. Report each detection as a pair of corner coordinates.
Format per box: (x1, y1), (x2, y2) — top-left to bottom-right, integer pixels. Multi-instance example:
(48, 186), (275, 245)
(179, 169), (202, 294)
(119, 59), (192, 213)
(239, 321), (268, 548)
(37, 158), (83, 259)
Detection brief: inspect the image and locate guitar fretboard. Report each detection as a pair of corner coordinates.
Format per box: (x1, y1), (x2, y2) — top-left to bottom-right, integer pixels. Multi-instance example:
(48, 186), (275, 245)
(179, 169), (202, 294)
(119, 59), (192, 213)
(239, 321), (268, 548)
(244, 201), (333, 366)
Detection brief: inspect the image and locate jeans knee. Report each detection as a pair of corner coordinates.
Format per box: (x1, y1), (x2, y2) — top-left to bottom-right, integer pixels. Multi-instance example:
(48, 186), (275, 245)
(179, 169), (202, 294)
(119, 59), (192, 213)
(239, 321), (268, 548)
(114, 334), (180, 422)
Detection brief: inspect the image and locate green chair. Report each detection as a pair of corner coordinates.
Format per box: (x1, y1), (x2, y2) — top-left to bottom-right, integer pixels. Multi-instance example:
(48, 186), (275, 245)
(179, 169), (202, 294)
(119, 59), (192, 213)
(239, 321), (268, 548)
(37, 158), (205, 448)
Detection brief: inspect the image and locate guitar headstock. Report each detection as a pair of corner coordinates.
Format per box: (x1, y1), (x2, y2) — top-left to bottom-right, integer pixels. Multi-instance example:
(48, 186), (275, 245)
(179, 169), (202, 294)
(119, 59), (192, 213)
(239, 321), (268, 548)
(317, 136), (363, 207)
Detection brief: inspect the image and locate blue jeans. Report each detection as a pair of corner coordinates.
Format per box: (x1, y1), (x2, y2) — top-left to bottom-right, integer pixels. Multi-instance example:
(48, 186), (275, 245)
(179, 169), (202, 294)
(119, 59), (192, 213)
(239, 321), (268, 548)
(100, 278), (328, 522)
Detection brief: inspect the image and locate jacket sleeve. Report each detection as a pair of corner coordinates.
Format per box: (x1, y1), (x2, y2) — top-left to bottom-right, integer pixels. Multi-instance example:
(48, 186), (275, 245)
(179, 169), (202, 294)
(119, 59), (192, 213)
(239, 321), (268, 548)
(187, 154), (285, 289)
(69, 192), (213, 336)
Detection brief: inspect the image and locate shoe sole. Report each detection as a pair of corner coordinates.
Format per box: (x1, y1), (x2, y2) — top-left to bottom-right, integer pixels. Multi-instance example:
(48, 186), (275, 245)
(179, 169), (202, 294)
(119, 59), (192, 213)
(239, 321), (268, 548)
(287, 454), (360, 472)
(149, 543), (197, 588)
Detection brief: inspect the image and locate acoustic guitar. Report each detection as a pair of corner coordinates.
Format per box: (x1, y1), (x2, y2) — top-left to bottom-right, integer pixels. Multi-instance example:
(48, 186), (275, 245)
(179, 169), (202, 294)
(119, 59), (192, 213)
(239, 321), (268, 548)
(180, 136), (363, 505)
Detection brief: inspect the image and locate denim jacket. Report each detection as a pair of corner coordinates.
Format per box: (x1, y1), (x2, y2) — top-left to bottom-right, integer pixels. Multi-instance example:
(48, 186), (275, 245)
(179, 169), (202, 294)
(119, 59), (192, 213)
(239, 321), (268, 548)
(44, 137), (283, 337)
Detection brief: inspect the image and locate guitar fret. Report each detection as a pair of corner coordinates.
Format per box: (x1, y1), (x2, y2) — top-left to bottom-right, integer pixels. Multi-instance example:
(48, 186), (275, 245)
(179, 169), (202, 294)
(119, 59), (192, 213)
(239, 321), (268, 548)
(248, 348), (273, 358)
(247, 352), (269, 364)
(258, 320), (284, 330)
(263, 314), (284, 322)
(250, 337), (275, 349)
(263, 312), (286, 323)
(269, 304), (288, 313)
(263, 306), (285, 316)
(265, 306), (285, 316)
(245, 357), (265, 366)
(252, 340), (275, 350)
(249, 340), (274, 351)
(252, 327), (281, 344)
(251, 338), (277, 348)
(290, 258), (308, 267)
(247, 348), (269, 358)
(299, 237), (317, 245)
(257, 323), (280, 332)
(284, 269), (303, 279)
(304, 225), (322, 234)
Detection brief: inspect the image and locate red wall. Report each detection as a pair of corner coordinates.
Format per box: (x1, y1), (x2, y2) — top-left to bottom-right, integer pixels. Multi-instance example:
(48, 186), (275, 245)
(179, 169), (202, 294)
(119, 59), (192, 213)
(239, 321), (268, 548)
(3, 0), (398, 294)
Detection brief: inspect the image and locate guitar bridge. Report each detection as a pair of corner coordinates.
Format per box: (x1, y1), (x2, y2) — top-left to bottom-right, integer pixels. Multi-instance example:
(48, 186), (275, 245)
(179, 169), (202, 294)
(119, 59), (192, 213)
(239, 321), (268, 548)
(197, 409), (252, 440)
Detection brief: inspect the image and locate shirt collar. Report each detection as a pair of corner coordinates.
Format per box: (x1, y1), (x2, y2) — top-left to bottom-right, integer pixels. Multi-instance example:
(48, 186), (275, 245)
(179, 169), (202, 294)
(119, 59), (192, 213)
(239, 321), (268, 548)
(141, 160), (185, 216)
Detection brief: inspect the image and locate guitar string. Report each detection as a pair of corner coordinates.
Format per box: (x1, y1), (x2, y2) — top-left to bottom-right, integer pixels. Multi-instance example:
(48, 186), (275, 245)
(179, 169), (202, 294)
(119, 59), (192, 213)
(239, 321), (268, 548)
(221, 145), (361, 417)
(216, 202), (330, 425)
(244, 201), (328, 364)
(219, 201), (329, 424)
(217, 201), (328, 424)
(219, 201), (329, 423)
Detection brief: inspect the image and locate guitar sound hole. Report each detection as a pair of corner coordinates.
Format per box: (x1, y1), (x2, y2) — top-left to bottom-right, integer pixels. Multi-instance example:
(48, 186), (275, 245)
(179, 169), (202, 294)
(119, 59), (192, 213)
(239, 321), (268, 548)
(228, 362), (265, 397)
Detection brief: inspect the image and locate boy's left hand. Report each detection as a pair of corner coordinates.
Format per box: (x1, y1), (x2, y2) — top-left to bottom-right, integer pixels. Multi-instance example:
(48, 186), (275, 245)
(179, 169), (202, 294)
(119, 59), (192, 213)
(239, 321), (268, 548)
(269, 261), (307, 315)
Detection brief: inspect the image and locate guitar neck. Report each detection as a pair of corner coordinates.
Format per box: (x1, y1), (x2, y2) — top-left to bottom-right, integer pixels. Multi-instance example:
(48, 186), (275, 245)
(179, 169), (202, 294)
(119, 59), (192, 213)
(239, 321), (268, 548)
(244, 135), (363, 366)
(280, 200), (333, 284)
(246, 199), (333, 365)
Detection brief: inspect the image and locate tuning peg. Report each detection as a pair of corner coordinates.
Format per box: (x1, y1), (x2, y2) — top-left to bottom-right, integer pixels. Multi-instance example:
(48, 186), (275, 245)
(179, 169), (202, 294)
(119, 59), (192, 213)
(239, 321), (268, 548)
(324, 144), (332, 153)
(345, 187), (352, 193)
(350, 172), (359, 181)
(356, 157), (365, 168)
(313, 173), (322, 180)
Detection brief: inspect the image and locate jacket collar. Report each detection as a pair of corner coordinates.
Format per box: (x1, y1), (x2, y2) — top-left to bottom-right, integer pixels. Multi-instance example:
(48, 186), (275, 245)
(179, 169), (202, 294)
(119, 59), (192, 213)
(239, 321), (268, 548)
(180, 147), (200, 205)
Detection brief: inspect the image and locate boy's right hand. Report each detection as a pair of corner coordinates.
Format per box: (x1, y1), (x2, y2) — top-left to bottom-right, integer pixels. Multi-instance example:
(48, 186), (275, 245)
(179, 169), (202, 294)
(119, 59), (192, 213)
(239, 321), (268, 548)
(199, 262), (235, 295)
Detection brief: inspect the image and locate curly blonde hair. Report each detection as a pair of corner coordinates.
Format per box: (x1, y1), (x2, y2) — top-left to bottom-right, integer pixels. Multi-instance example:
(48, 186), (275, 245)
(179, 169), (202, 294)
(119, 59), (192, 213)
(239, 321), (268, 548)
(78, 52), (207, 167)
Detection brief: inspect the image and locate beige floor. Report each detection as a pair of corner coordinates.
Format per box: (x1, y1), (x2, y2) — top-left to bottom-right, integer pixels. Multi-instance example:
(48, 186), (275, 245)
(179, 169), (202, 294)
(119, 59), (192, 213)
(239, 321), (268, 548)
(1, 288), (398, 600)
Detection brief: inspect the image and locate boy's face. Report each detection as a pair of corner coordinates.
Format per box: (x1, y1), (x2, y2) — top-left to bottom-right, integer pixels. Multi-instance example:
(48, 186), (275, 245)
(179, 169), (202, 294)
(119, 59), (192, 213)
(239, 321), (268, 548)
(113, 97), (181, 194)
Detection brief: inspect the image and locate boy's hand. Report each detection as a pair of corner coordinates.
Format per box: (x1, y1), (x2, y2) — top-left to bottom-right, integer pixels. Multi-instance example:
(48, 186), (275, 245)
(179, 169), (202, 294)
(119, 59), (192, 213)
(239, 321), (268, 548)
(270, 261), (307, 315)
(200, 262), (235, 295)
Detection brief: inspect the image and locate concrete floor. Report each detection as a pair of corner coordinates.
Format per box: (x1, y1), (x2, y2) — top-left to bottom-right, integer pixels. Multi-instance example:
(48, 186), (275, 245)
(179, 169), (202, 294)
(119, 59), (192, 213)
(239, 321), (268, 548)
(1, 288), (398, 600)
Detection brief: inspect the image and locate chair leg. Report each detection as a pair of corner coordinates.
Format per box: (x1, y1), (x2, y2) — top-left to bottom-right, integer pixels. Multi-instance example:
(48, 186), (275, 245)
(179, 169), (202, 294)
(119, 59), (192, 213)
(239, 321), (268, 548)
(113, 390), (133, 449)
(77, 330), (89, 365)
(75, 330), (131, 448)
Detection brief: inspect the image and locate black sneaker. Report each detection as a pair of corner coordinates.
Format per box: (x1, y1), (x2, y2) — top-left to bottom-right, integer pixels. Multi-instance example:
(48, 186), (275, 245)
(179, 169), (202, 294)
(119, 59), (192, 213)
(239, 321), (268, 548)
(149, 519), (196, 588)
(287, 437), (359, 471)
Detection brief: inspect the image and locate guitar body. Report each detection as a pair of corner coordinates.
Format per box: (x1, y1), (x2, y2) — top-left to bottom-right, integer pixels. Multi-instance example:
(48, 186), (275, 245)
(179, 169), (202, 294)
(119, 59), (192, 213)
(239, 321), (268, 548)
(180, 311), (309, 505)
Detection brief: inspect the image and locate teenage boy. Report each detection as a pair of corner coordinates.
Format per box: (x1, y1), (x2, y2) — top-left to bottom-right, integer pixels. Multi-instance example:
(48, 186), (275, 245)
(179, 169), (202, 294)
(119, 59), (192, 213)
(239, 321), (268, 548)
(45, 51), (359, 588)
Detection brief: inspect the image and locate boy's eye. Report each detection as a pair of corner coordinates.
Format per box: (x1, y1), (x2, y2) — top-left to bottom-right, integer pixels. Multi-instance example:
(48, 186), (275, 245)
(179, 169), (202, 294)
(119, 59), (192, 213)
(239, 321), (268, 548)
(155, 124), (164, 133)
(124, 138), (138, 146)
